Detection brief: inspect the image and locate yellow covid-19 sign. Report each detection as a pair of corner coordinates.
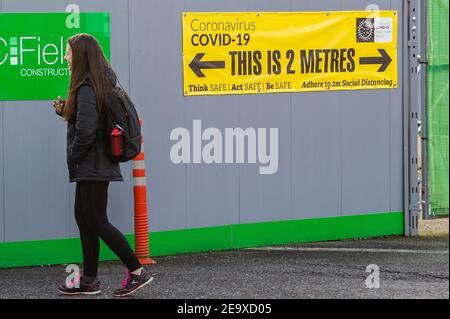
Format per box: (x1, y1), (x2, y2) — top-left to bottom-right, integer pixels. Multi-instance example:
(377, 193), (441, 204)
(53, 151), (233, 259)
(182, 11), (397, 96)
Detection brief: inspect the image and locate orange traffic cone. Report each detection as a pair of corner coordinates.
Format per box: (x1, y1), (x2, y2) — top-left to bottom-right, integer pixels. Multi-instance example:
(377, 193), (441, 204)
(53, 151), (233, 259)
(132, 119), (156, 265)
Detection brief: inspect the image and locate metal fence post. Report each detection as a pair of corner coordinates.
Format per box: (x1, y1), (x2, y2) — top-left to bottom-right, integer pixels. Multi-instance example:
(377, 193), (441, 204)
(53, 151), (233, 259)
(405, 0), (428, 235)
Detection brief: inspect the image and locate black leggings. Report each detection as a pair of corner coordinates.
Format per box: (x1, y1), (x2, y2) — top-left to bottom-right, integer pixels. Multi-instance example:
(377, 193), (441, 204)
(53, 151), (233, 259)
(75, 181), (141, 277)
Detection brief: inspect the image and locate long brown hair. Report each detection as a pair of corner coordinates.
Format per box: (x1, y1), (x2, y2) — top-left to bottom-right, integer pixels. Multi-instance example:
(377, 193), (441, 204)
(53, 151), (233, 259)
(62, 33), (115, 122)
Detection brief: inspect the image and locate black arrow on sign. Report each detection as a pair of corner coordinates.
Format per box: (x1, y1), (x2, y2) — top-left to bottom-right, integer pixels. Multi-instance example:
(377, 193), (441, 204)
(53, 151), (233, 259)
(189, 53), (225, 77)
(359, 49), (392, 72)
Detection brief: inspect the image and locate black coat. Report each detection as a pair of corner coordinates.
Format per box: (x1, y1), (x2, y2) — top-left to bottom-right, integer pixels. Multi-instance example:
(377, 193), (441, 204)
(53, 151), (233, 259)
(58, 80), (123, 183)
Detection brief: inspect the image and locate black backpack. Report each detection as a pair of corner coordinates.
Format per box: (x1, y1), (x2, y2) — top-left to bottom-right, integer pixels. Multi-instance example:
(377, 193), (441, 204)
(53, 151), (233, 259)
(104, 87), (142, 163)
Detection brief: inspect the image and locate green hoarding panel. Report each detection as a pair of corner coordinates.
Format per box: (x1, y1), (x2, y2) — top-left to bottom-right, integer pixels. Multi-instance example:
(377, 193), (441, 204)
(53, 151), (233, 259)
(427, 0), (449, 216)
(0, 12), (110, 101)
(0, 211), (404, 268)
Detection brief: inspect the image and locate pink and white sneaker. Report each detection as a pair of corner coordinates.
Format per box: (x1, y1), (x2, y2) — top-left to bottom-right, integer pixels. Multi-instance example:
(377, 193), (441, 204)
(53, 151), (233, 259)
(114, 268), (153, 297)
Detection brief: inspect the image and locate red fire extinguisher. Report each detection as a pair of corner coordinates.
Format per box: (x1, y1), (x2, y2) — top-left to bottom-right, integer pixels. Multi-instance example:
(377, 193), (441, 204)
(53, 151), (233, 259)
(111, 125), (124, 156)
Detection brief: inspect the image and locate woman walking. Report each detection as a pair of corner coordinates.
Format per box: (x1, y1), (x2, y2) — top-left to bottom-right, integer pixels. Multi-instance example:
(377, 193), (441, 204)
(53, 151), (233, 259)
(53, 33), (153, 297)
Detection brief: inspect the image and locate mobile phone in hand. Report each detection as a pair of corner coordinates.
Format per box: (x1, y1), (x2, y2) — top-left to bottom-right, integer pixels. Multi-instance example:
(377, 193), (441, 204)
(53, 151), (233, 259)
(53, 96), (65, 115)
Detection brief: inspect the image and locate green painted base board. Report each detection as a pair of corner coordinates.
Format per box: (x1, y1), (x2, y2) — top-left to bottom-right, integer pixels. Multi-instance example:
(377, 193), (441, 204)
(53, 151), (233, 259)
(0, 211), (404, 268)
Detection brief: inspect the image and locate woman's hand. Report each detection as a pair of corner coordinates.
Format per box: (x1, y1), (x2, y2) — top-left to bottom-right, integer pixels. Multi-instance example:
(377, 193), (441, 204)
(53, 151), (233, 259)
(52, 96), (65, 116)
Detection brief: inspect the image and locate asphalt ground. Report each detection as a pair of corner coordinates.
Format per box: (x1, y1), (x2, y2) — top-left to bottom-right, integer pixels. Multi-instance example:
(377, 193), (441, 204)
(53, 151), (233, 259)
(0, 233), (448, 299)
